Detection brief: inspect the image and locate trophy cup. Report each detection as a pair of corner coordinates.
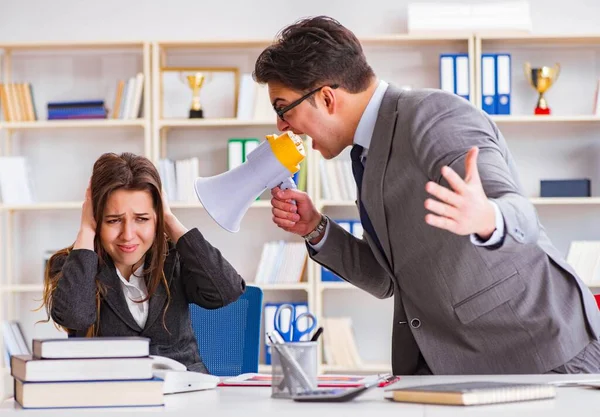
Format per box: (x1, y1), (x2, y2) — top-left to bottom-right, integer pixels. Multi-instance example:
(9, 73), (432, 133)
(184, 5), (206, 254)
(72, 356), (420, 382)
(524, 62), (560, 115)
(186, 72), (205, 118)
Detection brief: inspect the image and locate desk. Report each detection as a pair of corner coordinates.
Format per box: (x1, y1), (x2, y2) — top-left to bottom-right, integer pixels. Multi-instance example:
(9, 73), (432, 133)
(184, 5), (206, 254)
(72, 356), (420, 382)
(2, 374), (600, 416)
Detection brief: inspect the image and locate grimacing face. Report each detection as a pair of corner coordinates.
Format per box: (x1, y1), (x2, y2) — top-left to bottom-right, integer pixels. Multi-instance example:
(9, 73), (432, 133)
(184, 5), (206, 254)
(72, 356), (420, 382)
(268, 82), (347, 160)
(99, 189), (157, 277)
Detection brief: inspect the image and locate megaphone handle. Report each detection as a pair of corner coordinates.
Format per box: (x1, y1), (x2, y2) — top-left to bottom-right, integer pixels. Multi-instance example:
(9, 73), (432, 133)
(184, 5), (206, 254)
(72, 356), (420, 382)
(279, 177), (297, 205)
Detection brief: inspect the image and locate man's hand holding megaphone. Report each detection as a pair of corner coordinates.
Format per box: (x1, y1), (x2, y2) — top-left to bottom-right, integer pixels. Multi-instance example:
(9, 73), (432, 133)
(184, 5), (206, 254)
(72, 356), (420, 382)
(271, 186), (325, 244)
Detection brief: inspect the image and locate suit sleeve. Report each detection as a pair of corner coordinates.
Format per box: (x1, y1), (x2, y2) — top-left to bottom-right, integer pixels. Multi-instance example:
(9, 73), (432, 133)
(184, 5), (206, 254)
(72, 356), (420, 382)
(308, 220), (394, 299)
(176, 228), (246, 309)
(50, 250), (99, 331)
(412, 91), (539, 250)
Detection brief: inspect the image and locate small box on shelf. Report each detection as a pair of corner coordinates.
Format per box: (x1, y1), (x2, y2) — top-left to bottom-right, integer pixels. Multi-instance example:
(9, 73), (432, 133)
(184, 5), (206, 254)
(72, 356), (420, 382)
(540, 179), (591, 198)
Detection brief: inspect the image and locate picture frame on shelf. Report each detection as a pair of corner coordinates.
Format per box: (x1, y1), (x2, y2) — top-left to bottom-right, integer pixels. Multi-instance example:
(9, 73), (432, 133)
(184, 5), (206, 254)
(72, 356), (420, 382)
(160, 66), (240, 119)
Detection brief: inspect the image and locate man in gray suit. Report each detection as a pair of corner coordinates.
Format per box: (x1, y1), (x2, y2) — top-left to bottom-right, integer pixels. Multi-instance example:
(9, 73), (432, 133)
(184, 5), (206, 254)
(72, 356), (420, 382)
(254, 16), (600, 374)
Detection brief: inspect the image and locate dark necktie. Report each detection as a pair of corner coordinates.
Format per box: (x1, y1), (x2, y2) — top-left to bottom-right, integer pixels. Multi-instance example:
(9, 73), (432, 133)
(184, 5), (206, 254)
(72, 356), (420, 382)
(350, 144), (384, 255)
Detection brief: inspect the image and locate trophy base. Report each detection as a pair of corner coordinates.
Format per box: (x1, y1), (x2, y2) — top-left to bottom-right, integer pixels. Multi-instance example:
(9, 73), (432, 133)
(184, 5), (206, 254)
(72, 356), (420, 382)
(534, 107), (551, 115)
(189, 109), (204, 119)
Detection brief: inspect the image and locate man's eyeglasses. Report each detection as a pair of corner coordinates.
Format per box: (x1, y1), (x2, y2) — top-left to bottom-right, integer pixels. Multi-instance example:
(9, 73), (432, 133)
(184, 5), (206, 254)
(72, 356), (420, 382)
(274, 84), (339, 122)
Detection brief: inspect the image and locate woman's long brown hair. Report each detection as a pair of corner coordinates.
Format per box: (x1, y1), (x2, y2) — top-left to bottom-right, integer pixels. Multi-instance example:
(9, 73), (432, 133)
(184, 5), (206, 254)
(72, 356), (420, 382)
(41, 152), (171, 337)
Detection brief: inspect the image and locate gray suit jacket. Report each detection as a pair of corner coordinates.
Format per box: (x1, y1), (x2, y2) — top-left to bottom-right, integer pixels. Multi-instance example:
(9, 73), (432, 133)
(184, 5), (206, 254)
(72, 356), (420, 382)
(311, 85), (600, 375)
(50, 228), (246, 373)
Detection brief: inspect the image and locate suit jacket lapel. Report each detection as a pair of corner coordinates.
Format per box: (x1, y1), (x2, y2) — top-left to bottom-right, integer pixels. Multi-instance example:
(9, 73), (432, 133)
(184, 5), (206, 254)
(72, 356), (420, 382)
(97, 259), (143, 333)
(143, 251), (176, 331)
(361, 85), (402, 269)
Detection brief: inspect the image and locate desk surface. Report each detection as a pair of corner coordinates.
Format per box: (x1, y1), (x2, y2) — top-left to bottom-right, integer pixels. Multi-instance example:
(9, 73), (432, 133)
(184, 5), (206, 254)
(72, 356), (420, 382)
(3, 374), (600, 416)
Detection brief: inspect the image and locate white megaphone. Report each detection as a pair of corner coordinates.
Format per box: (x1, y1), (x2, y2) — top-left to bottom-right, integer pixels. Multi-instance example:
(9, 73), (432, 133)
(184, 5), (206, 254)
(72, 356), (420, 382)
(194, 131), (306, 232)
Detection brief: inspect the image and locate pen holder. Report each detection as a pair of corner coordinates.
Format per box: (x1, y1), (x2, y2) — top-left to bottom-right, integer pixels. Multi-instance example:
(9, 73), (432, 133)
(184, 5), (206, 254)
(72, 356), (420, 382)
(271, 341), (318, 398)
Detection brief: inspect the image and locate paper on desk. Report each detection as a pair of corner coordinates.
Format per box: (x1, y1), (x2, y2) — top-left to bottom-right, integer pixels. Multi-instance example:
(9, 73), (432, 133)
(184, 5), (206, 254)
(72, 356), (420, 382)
(219, 373), (385, 387)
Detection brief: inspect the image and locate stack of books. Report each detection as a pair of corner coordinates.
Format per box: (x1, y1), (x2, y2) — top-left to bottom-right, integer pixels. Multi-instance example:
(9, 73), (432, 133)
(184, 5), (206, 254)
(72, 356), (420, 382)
(47, 100), (107, 120)
(10, 337), (163, 409)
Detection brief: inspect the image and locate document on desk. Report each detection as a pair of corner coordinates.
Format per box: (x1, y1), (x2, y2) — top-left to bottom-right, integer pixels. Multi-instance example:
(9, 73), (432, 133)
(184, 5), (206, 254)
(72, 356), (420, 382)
(220, 373), (396, 388)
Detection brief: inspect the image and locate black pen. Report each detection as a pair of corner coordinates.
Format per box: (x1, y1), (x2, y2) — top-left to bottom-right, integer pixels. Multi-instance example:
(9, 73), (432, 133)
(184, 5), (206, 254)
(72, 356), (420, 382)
(310, 326), (324, 342)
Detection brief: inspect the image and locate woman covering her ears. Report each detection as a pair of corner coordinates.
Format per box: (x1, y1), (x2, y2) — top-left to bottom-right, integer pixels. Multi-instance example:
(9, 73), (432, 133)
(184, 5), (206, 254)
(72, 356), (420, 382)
(41, 152), (246, 373)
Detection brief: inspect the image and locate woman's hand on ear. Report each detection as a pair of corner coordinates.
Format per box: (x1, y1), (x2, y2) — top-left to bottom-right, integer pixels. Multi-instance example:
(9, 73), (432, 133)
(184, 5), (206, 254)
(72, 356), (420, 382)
(74, 182), (96, 250)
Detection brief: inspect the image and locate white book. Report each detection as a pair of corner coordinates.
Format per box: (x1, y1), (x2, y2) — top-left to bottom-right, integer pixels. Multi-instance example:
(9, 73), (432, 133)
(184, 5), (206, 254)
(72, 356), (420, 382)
(175, 159), (187, 202)
(0, 156), (34, 204)
(253, 243), (269, 284)
(15, 378), (163, 409)
(228, 140), (244, 170)
(130, 72), (145, 119)
(11, 355), (153, 382)
(236, 73), (256, 120)
(32, 337), (149, 359)
(188, 157), (199, 202)
(122, 76), (136, 119)
(166, 159), (177, 202)
(253, 83), (274, 121)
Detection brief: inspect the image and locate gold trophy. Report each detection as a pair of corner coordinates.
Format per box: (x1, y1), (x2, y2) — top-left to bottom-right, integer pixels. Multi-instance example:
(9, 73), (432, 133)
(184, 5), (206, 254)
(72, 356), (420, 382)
(186, 72), (205, 118)
(524, 62), (560, 115)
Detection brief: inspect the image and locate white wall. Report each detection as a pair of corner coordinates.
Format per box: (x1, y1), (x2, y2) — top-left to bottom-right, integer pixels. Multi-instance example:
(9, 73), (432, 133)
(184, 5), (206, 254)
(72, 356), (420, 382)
(1, 0), (600, 42)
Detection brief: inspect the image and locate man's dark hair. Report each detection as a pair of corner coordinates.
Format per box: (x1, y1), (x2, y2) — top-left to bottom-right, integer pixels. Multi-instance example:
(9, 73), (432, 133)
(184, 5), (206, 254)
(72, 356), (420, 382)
(253, 16), (375, 95)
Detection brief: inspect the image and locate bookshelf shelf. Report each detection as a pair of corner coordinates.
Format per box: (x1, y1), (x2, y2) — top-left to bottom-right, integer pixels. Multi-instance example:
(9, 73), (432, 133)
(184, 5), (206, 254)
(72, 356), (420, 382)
(359, 33), (472, 46)
(0, 200), (273, 212)
(319, 198), (600, 208)
(318, 282), (355, 291)
(0, 285), (43, 293)
(477, 34), (600, 45)
(0, 201), (83, 211)
(254, 283), (310, 291)
(0, 120), (146, 130)
(169, 200), (271, 209)
(319, 200), (356, 209)
(0, 41), (146, 50)
(530, 197), (600, 205)
(491, 115), (600, 124)
(158, 119), (276, 129)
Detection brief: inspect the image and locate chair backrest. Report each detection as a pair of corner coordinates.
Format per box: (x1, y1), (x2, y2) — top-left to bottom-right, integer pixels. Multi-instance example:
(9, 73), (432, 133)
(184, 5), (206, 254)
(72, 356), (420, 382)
(189, 285), (263, 376)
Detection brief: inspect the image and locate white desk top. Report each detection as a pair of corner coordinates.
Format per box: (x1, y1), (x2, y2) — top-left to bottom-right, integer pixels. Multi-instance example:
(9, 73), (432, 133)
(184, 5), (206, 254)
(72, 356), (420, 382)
(3, 374), (600, 416)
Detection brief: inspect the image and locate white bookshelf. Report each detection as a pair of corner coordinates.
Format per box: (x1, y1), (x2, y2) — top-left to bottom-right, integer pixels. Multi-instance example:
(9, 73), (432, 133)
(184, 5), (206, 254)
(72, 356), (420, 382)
(2, 33), (600, 397)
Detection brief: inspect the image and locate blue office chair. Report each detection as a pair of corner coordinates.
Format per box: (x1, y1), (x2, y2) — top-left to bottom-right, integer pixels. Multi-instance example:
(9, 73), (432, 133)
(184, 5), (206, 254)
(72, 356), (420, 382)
(189, 285), (263, 376)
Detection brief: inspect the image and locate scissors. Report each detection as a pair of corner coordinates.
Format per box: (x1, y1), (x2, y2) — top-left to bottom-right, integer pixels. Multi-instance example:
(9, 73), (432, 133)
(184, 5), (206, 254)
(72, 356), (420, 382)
(273, 303), (317, 342)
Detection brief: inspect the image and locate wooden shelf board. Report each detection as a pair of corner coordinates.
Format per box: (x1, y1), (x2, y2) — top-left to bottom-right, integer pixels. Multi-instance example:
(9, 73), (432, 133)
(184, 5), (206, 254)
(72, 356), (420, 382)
(0, 120), (146, 130)
(319, 282), (355, 291)
(530, 197), (600, 205)
(0, 41), (146, 50)
(319, 200), (356, 209)
(0, 201), (82, 211)
(158, 119), (275, 129)
(157, 35), (471, 50)
(0, 285), (43, 293)
(170, 200), (271, 209)
(491, 115), (600, 123)
(478, 34), (600, 45)
(253, 283), (310, 291)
